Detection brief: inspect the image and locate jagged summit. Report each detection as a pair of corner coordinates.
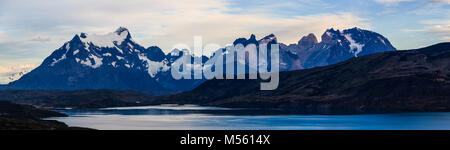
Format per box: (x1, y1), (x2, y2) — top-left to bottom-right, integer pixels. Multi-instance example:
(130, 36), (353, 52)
(7, 27), (396, 95)
(261, 33), (276, 39)
(259, 34), (277, 45)
(8, 27), (209, 95)
(115, 27), (130, 35)
(298, 33), (318, 48)
(75, 28), (132, 48)
(232, 34), (258, 46)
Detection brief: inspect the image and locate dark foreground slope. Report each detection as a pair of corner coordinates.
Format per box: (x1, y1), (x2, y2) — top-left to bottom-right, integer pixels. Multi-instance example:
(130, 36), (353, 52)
(0, 90), (156, 109)
(0, 101), (87, 130)
(155, 43), (450, 114)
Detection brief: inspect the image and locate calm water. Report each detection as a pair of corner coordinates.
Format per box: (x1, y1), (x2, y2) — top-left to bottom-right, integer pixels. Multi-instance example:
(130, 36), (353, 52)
(48, 104), (450, 130)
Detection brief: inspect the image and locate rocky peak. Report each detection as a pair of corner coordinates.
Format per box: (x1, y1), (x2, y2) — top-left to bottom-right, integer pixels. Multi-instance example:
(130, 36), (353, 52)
(321, 28), (342, 44)
(233, 34), (259, 46)
(298, 33), (318, 48)
(259, 34), (277, 45)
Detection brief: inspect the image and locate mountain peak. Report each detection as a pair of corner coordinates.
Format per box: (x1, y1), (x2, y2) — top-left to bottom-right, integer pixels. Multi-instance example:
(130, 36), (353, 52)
(232, 34), (259, 46)
(115, 27), (130, 36)
(70, 34), (82, 43)
(298, 33), (318, 48)
(75, 28), (132, 48)
(259, 34), (277, 44)
(249, 34), (256, 41)
(321, 28), (342, 43)
(347, 27), (362, 31)
(262, 33), (276, 39)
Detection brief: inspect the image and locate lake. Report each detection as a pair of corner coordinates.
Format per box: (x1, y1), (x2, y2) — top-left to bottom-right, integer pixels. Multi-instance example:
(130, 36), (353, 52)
(49, 104), (450, 130)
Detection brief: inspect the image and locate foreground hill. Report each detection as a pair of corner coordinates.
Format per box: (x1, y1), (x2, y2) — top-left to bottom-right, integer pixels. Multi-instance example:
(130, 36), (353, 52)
(154, 43), (450, 114)
(0, 101), (87, 130)
(0, 90), (156, 109)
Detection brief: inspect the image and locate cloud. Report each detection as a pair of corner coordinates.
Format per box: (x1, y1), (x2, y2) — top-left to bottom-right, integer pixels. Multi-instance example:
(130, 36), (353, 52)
(374, 0), (414, 6)
(421, 19), (450, 36)
(0, 64), (38, 84)
(375, 0), (450, 5)
(29, 36), (51, 42)
(407, 19), (450, 42)
(0, 0), (368, 55)
(427, 0), (450, 4)
(441, 36), (450, 41)
(427, 25), (450, 35)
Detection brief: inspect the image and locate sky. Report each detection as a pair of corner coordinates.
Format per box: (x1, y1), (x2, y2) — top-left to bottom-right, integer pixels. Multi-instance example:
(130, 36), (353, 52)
(0, 0), (449, 83)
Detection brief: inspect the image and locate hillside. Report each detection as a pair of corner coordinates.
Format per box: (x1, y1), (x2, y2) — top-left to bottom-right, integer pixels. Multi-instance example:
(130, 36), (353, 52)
(0, 101), (88, 130)
(0, 90), (156, 109)
(153, 43), (450, 114)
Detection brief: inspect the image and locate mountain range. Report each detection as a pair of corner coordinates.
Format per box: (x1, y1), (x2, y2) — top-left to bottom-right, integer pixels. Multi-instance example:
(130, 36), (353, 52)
(152, 43), (450, 114)
(4, 27), (396, 95)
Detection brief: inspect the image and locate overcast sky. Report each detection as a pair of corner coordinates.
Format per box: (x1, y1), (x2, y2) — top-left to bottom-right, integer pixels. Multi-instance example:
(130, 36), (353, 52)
(0, 0), (449, 83)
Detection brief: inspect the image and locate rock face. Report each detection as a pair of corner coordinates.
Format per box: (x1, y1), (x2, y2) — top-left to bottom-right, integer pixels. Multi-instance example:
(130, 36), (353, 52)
(153, 43), (450, 114)
(298, 33), (318, 48)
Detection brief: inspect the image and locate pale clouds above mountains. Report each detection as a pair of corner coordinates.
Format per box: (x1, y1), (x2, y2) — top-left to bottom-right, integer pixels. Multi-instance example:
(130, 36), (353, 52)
(0, 0), (448, 74)
(0, 64), (38, 84)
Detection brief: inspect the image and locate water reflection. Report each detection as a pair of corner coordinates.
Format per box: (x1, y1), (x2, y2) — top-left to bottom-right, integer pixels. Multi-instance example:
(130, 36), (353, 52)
(49, 105), (450, 130)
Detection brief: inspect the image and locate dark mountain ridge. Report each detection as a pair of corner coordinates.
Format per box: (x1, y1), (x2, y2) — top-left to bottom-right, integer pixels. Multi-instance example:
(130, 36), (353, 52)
(153, 43), (450, 114)
(7, 27), (206, 95)
(0, 101), (88, 130)
(0, 90), (156, 109)
(4, 27), (395, 96)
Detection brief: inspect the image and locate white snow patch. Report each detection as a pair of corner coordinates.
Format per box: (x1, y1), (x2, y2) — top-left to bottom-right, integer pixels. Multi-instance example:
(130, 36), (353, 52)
(116, 56), (124, 60)
(73, 50), (79, 55)
(51, 54), (66, 66)
(77, 55), (103, 68)
(138, 54), (168, 77)
(78, 58), (91, 67)
(103, 53), (112, 56)
(80, 31), (128, 48)
(111, 61), (117, 67)
(128, 43), (134, 49)
(344, 34), (365, 57)
(115, 46), (124, 54)
(90, 55), (103, 68)
(65, 43), (70, 50)
(378, 36), (386, 45)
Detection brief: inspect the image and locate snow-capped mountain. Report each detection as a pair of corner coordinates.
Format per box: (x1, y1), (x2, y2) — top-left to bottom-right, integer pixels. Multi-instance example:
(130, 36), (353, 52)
(7, 27), (395, 95)
(8, 27), (206, 95)
(280, 27), (396, 69)
(214, 27), (395, 72)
